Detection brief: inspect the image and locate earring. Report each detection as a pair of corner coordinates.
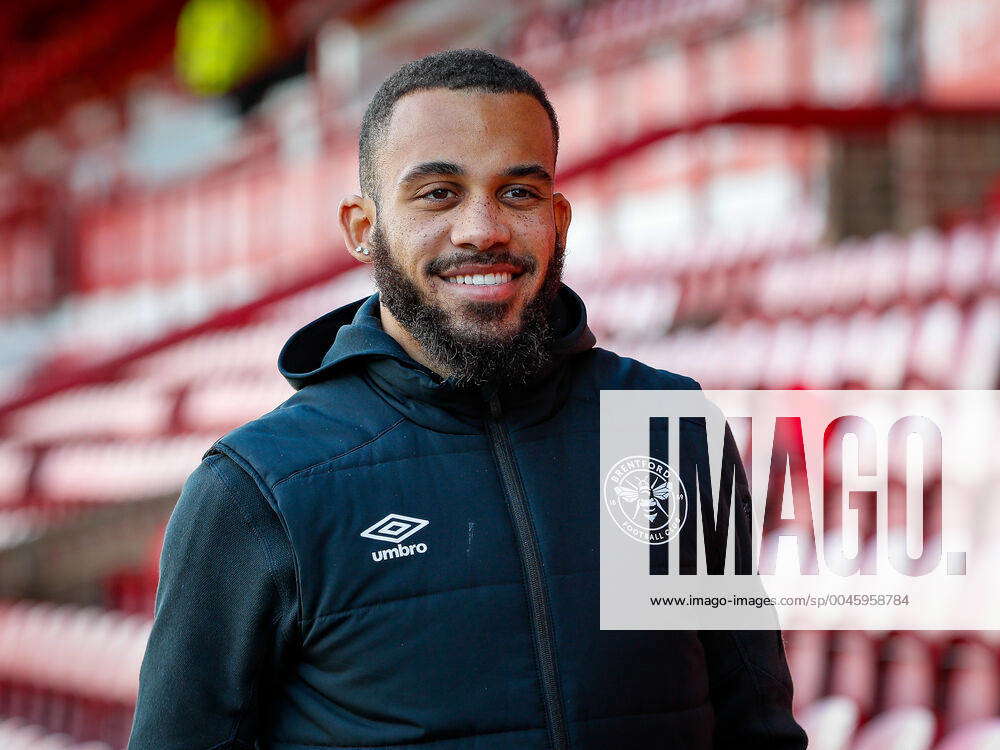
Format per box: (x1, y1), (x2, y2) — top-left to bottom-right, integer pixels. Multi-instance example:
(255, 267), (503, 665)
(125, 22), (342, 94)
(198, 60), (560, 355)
(356, 245), (369, 256)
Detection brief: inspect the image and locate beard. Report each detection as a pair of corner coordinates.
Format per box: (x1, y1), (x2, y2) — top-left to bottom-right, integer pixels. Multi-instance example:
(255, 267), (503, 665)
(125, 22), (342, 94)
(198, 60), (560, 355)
(367, 223), (566, 390)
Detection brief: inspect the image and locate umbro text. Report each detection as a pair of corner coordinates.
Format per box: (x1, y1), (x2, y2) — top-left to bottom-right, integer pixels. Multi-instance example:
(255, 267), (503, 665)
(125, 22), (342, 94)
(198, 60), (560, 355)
(371, 542), (428, 562)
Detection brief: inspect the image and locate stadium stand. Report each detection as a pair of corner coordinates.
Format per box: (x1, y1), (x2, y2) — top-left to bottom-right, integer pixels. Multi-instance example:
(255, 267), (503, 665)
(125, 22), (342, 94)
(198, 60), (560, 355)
(0, 0), (999, 747)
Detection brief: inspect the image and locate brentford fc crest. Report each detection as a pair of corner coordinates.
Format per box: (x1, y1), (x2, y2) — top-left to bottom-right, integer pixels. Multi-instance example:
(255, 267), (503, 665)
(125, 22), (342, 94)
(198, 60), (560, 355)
(604, 456), (688, 545)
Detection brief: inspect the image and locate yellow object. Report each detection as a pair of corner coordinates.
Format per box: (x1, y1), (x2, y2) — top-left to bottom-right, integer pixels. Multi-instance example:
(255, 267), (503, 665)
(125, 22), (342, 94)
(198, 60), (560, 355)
(175, 0), (272, 96)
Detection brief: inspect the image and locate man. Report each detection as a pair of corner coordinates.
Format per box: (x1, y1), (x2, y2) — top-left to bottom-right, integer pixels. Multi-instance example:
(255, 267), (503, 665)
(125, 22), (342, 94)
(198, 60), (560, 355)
(129, 48), (807, 749)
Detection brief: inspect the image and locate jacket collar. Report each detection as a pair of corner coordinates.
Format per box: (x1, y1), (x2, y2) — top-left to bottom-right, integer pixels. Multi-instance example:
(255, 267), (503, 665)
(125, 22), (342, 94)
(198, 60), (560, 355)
(278, 284), (596, 433)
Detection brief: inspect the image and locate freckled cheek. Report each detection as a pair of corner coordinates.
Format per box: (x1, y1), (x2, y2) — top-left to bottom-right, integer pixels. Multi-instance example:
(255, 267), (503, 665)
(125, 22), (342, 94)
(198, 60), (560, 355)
(524, 227), (556, 261)
(388, 221), (445, 277)
(513, 212), (554, 241)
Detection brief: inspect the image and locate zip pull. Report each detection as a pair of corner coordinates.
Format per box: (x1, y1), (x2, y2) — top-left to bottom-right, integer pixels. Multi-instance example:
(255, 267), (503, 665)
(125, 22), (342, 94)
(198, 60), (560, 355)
(489, 395), (503, 420)
(483, 387), (502, 419)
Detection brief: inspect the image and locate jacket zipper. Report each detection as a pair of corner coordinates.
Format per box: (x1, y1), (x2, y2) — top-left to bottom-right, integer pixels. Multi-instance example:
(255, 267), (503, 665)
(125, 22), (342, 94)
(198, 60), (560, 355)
(485, 393), (568, 750)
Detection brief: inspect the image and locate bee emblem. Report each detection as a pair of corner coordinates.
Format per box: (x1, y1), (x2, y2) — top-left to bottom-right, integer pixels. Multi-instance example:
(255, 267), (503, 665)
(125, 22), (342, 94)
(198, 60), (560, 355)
(613, 480), (672, 523)
(604, 456), (688, 545)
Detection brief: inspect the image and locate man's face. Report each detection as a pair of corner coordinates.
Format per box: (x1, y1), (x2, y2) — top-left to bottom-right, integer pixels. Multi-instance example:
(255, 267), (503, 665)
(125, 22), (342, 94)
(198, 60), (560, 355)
(349, 88), (572, 386)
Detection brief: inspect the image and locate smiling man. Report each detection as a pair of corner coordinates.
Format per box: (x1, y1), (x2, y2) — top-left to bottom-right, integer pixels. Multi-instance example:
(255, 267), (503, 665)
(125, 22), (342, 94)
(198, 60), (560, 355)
(347, 83), (570, 388)
(129, 49), (806, 749)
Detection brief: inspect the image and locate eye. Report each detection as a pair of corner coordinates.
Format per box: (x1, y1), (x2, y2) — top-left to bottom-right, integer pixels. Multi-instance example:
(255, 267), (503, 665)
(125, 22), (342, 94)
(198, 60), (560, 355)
(504, 187), (540, 200)
(419, 187), (455, 201)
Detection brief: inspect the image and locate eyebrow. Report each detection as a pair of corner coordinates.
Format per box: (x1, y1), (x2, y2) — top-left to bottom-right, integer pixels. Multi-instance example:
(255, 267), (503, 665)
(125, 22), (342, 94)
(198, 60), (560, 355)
(397, 161), (553, 189)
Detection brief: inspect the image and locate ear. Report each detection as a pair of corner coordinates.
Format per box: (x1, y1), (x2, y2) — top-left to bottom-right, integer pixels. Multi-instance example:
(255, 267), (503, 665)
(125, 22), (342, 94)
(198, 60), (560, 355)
(553, 192), (572, 248)
(339, 194), (377, 262)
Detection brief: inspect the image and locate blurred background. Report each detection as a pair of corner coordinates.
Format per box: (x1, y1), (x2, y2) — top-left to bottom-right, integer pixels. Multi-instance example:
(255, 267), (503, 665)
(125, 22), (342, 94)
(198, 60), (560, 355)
(0, 0), (998, 747)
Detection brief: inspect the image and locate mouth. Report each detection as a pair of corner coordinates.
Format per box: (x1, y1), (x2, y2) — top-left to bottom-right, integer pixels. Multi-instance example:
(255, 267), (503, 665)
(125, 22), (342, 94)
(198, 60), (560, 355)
(434, 263), (526, 302)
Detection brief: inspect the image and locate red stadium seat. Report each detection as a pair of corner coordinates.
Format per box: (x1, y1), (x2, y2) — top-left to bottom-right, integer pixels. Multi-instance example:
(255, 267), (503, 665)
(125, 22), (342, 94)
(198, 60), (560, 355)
(785, 630), (830, 712)
(828, 631), (880, 718)
(0, 445), (32, 507)
(880, 632), (938, 712)
(940, 640), (1000, 735)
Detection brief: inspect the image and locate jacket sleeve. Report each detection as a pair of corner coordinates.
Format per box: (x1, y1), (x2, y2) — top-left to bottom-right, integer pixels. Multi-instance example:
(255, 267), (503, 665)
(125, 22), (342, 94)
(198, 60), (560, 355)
(128, 449), (299, 750)
(699, 424), (808, 750)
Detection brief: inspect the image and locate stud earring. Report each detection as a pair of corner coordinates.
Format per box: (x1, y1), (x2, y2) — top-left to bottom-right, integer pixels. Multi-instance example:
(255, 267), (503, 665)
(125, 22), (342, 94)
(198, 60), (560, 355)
(356, 245), (369, 256)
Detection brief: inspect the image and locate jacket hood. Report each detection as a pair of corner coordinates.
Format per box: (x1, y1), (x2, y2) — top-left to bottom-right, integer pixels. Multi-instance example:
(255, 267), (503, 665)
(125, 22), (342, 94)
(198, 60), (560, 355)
(278, 283), (597, 392)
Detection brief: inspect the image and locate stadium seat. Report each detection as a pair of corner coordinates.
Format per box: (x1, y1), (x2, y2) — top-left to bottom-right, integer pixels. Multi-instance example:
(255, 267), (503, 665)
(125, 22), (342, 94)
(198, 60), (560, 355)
(797, 695), (859, 750)
(908, 301), (963, 387)
(33, 435), (217, 503)
(180, 373), (293, 433)
(0, 445), (32, 506)
(866, 308), (915, 388)
(0, 599), (149, 746)
(839, 310), (879, 387)
(945, 226), (990, 300)
(940, 640), (1000, 734)
(0, 510), (40, 550)
(800, 315), (847, 388)
(785, 630), (829, 711)
(760, 319), (810, 388)
(879, 632), (937, 712)
(0, 717), (112, 749)
(936, 719), (1000, 750)
(953, 296), (1000, 388)
(864, 235), (906, 310)
(5, 381), (173, 442)
(904, 229), (947, 303)
(828, 631), (880, 718)
(850, 705), (936, 750)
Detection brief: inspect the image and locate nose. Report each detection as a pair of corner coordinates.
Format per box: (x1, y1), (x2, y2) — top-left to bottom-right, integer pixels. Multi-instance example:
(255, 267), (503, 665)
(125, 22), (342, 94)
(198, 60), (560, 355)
(449, 194), (511, 252)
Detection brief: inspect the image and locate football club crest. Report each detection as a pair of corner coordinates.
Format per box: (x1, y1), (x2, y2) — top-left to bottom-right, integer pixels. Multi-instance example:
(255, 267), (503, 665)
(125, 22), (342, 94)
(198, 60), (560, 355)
(604, 456), (687, 545)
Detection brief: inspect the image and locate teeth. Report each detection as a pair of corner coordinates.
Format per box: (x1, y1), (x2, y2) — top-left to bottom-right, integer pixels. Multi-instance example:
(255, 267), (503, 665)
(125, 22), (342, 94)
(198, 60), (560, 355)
(444, 272), (513, 286)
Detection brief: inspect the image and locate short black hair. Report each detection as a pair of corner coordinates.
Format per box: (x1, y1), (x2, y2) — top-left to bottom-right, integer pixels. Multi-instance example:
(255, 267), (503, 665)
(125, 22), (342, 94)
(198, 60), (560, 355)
(358, 48), (559, 204)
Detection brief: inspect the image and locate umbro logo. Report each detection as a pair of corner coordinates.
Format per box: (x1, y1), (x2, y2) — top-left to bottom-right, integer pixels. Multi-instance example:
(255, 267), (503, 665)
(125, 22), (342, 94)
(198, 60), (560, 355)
(361, 513), (428, 543)
(361, 513), (429, 562)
